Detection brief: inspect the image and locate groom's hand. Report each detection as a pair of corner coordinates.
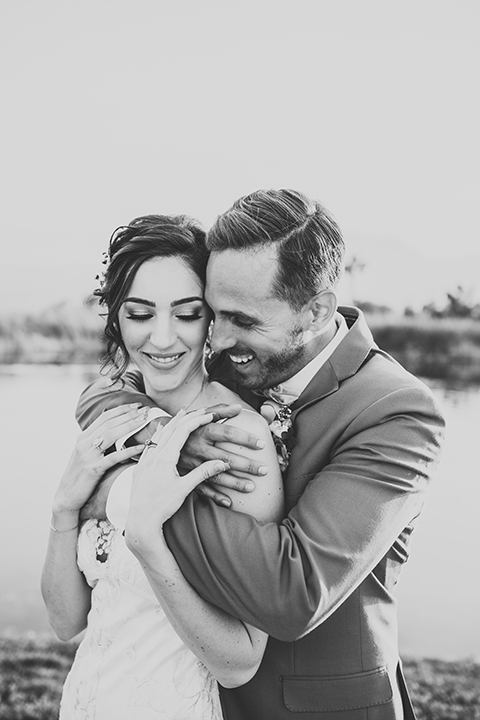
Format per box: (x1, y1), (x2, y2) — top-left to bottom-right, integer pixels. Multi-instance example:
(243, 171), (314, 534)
(178, 404), (267, 507)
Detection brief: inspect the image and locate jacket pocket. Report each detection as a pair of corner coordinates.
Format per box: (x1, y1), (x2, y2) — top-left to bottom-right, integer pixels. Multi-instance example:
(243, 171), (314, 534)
(282, 666), (393, 712)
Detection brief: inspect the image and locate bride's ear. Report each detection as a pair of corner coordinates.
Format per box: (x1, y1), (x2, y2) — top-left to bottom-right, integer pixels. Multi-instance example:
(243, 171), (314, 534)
(306, 290), (337, 334)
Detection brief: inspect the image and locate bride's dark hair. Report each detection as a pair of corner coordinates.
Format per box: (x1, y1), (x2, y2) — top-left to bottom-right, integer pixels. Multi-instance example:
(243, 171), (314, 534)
(95, 214), (208, 381)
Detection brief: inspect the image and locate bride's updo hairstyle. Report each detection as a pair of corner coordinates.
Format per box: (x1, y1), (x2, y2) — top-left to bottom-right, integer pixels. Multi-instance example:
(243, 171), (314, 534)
(95, 214), (208, 380)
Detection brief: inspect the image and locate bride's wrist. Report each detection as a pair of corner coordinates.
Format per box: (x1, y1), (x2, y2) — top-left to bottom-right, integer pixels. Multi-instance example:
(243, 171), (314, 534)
(125, 522), (165, 559)
(51, 508), (80, 531)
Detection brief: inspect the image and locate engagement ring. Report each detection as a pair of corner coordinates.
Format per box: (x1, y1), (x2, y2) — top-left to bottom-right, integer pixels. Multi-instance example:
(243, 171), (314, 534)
(92, 437), (104, 451)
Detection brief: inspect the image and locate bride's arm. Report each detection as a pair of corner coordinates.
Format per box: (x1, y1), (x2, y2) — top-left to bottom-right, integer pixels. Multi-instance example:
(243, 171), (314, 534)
(41, 508), (91, 641)
(125, 409), (283, 688)
(41, 406), (148, 640)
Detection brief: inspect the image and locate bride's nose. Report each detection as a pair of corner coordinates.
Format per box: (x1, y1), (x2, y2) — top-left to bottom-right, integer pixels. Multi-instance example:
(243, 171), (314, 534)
(149, 314), (177, 348)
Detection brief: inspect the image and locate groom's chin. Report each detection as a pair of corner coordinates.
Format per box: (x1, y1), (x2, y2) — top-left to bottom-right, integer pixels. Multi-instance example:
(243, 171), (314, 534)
(230, 363), (262, 390)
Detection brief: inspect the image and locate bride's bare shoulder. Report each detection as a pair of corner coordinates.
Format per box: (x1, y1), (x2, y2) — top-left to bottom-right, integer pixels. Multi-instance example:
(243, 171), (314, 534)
(205, 381), (252, 410)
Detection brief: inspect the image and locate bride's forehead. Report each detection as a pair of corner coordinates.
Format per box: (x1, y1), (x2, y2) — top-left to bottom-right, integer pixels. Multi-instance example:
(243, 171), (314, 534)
(132, 257), (201, 286)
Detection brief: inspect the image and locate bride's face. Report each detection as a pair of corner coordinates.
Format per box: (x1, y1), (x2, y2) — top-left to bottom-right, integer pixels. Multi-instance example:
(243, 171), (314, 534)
(118, 256), (210, 399)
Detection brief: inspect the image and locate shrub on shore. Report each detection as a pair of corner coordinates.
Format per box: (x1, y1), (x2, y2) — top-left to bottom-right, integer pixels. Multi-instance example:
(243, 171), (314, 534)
(369, 315), (480, 384)
(0, 302), (104, 365)
(1, 304), (480, 384)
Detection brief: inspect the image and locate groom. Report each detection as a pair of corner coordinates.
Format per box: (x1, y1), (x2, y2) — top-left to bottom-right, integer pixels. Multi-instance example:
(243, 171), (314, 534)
(77, 189), (445, 719)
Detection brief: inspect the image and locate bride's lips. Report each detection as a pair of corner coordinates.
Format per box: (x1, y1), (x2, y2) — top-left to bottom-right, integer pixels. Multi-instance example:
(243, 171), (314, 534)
(142, 351), (185, 368)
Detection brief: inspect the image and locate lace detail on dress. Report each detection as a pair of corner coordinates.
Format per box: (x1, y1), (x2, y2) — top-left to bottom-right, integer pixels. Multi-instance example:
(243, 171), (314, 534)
(93, 519), (115, 563)
(61, 517), (223, 719)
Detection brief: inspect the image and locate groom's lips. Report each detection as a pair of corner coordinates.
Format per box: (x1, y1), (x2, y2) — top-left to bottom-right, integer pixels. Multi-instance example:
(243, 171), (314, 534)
(228, 352), (255, 365)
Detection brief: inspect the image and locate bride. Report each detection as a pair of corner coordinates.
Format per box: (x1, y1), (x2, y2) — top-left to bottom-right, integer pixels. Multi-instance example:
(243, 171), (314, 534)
(41, 214), (283, 719)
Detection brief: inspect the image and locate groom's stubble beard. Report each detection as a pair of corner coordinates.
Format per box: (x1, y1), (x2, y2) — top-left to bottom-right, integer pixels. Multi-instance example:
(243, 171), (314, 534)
(230, 324), (307, 391)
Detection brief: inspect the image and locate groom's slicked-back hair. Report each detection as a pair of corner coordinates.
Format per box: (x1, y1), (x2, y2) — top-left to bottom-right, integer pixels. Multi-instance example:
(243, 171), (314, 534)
(206, 189), (345, 310)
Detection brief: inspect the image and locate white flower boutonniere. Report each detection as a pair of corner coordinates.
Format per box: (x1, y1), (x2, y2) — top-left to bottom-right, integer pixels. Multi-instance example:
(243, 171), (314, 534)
(266, 405), (296, 473)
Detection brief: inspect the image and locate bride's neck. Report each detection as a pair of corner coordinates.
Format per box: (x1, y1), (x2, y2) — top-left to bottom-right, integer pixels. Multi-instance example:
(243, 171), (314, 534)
(144, 372), (209, 416)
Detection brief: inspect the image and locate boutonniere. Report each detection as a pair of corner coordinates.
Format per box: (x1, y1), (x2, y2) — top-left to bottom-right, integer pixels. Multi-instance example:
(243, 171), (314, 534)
(267, 405), (296, 473)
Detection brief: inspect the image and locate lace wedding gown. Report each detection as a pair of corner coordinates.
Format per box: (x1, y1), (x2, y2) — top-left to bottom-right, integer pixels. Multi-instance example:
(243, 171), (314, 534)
(59, 469), (223, 720)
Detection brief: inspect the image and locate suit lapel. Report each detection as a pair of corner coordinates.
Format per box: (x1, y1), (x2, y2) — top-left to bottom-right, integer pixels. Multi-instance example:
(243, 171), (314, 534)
(208, 306), (378, 416)
(291, 307), (377, 419)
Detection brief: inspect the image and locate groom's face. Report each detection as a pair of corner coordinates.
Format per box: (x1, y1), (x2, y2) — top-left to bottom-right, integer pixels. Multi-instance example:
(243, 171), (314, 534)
(205, 246), (312, 390)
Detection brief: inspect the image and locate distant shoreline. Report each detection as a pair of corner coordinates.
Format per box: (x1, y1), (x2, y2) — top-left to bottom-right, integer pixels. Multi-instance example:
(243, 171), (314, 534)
(2, 309), (480, 384)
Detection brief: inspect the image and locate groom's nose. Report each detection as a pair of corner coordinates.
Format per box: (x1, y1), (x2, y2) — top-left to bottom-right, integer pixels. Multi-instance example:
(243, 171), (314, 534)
(210, 318), (236, 353)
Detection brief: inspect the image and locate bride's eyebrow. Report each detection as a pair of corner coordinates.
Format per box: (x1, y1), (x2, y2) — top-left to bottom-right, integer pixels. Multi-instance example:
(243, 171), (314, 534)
(123, 296), (155, 307)
(171, 296), (204, 308)
(122, 295), (204, 308)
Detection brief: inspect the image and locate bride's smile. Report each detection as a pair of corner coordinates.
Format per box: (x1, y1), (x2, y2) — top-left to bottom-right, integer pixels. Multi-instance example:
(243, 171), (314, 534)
(118, 255), (211, 413)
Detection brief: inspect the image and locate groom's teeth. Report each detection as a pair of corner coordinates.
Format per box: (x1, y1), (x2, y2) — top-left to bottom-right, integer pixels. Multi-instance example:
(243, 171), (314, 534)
(229, 354), (254, 364)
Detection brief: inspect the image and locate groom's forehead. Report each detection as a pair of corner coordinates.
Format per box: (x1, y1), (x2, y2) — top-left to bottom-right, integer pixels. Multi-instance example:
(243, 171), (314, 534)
(204, 249), (281, 314)
(206, 246), (279, 281)
(206, 249), (273, 297)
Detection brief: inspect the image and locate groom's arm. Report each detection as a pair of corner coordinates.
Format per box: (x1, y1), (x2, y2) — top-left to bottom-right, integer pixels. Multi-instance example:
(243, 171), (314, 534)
(76, 371), (158, 429)
(164, 383), (445, 642)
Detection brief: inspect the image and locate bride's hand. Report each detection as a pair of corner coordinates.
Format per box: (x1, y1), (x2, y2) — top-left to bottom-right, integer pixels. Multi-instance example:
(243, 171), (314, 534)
(125, 408), (229, 551)
(52, 404), (149, 515)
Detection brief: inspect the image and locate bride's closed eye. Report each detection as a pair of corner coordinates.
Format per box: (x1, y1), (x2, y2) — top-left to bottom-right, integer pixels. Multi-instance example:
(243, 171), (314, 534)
(176, 312), (204, 322)
(125, 313), (153, 321)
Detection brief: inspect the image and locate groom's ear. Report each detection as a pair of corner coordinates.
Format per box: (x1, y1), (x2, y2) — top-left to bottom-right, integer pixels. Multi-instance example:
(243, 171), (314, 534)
(306, 290), (337, 332)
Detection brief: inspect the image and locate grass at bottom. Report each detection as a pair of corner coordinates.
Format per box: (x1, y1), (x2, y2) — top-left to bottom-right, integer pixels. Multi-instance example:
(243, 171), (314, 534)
(0, 635), (479, 719)
(0, 635), (77, 720)
(403, 657), (480, 720)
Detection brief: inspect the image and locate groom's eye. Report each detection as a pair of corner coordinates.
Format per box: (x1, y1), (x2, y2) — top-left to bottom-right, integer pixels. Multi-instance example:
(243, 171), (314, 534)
(231, 316), (256, 329)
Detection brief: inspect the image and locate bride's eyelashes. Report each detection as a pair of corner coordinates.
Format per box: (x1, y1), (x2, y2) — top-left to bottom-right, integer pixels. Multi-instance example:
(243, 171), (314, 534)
(125, 312), (205, 323)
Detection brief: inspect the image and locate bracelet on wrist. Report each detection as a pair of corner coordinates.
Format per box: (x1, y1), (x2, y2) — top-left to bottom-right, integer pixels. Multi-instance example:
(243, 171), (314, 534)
(50, 519), (79, 534)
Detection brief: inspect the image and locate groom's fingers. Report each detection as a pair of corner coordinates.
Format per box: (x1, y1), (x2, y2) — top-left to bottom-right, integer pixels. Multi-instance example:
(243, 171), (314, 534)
(207, 471), (256, 493)
(180, 440), (268, 477)
(185, 460), (230, 494)
(195, 471), (257, 507)
(202, 421), (265, 451)
(203, 403), (242, 423)
(195, 483), (232, 506)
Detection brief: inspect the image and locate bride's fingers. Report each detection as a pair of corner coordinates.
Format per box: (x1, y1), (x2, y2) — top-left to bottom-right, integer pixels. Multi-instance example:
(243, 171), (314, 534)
(150, 410), (214, 457)
(98, 443), (145, 471)
(156, 407), (212, 441)
(86, 408), (152, 451)
(86, 404), (149, 437)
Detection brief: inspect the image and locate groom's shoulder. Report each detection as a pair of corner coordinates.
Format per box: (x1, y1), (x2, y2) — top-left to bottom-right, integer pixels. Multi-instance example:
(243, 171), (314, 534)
(342, 347), (445, 429)
(206, 351), (237, 391)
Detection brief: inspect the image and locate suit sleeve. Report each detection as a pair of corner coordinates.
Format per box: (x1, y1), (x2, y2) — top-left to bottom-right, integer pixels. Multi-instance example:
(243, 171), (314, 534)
(164, 384), (445, 641)
(76, 371), (156, 429)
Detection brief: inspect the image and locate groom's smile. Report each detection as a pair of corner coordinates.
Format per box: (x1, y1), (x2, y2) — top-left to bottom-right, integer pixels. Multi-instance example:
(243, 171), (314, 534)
(205, 246), (314, 390)
(229, 352), (255, 365)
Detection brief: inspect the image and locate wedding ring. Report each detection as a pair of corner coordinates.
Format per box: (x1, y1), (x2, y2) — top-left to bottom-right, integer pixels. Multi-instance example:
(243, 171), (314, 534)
(144, 439), (158, 450)
(92, 437), (104, 451)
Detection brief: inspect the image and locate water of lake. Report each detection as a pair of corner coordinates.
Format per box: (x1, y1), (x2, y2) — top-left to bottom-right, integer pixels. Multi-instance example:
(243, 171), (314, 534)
(0, 366), (478, 661)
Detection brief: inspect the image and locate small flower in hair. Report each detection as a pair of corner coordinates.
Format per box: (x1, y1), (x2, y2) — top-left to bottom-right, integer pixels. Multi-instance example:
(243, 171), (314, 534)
(95, 251), (110, 290)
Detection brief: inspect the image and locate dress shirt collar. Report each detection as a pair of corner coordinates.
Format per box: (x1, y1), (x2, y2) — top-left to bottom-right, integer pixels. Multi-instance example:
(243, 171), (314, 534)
(267, 313), (349, 403)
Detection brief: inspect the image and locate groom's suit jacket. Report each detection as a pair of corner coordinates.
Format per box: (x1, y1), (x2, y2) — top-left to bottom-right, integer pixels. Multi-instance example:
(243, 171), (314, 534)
(77, 307), (445, 720)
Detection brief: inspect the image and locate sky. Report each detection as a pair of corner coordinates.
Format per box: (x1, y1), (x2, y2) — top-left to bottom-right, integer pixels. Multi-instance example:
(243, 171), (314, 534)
(1, 0), (479, 313)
